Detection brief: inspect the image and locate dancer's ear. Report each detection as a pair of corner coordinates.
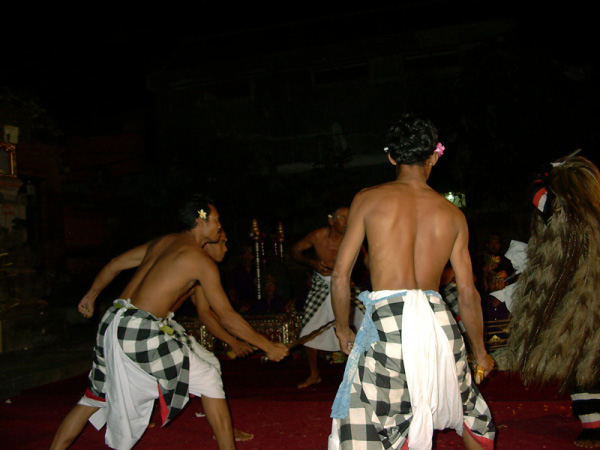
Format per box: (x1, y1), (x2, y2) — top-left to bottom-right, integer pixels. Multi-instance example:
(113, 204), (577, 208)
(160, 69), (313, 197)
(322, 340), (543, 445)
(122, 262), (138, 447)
(388, 153), (397, 166)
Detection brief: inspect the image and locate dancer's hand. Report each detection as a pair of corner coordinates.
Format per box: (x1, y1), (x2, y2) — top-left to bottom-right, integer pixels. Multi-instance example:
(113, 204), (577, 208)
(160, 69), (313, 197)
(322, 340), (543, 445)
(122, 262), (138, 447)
(78, 295), (95, 318)
(336, 327), (356, 355)
(474, 353), (495, 383)
(230, 340), (254, 358)
(266, 342), (289, 362)
(311, 260), (333, 276)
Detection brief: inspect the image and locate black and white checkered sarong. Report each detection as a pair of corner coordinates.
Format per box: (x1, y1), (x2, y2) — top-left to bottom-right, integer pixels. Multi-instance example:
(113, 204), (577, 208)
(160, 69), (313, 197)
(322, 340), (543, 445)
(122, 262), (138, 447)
(339, 292), (495, 449)
(88, 299), (192, 424)
(440, 281), (466, 334)
(302, 273), (331, 326)
(302, 273), (365, 327)
(441, 282), (459, 317)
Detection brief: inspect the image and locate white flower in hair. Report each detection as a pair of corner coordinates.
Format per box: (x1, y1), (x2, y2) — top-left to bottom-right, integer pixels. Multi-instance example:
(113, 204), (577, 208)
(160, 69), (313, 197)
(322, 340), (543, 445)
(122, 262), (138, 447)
(198, 209), (207, 220)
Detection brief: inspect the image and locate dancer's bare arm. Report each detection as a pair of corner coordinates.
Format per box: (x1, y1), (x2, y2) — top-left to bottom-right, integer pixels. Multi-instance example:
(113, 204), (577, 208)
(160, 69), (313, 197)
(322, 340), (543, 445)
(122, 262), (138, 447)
(78, 241), (154, 318)
(192, 286), (253, 357)
(196, 257), (288, 361)
(450, 214), (493, 375)
(332, 198), (365, 354)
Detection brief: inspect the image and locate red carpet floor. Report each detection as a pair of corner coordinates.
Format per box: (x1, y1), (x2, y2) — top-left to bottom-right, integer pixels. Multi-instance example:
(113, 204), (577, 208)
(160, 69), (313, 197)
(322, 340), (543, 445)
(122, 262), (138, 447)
(0, 355), (583, 449)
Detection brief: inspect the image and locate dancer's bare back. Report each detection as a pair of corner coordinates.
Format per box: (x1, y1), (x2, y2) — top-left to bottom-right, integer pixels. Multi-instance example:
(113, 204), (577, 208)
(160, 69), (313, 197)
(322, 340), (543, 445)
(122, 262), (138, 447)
(332, 175), (490, 372)
(341, 180), (469, 292)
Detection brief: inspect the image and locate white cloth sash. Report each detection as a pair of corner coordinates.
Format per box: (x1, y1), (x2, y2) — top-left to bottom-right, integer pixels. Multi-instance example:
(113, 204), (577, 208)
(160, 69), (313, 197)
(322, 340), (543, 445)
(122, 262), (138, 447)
(400, 290), (463, 450)
(89, 304), (161, 450)
(300, 273), (363, 351)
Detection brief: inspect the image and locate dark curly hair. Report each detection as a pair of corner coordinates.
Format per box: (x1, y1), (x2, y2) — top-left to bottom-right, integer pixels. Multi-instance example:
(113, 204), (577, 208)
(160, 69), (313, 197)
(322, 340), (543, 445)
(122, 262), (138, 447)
(178, 194), (215, 230)
(384, 114), (438, 166)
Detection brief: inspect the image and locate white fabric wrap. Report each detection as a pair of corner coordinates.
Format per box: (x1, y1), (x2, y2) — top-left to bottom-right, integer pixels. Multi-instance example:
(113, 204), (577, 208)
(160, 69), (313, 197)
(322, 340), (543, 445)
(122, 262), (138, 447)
(504, 240), (528, 274)
(328, 418), (341, 450)
(81, 303), (224, 450)
(490, 283), (517, 312)
(399, 290), (463, 450)
(89, 305), (161, 450)
(499, 240), (528, 313)
(300, 273), (363, 351)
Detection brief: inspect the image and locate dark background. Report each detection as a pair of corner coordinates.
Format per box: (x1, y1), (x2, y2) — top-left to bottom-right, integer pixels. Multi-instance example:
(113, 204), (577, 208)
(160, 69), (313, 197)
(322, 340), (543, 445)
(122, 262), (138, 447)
(1, 2), (598, 294)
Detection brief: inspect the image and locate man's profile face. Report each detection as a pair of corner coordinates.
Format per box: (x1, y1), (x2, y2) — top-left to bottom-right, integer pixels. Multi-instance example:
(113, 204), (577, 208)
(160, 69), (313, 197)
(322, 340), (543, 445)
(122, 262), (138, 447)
(331, 208), (349, 233)
(205, 235), (228, 262)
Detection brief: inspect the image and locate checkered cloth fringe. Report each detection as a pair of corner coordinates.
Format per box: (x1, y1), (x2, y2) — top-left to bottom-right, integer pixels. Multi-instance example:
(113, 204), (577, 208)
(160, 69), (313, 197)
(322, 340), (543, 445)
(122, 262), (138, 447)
(88, 299), (192, 425)
(571, 386), (600, 431)
(302, 273), (331, 326)
(338, 292), (495, 449)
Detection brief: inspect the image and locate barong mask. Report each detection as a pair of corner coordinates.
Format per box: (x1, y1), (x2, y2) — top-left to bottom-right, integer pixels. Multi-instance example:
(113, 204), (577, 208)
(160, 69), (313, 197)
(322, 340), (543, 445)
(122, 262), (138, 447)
(508, 151), (600, 391)
(531, 162), (556, 224)
(531, 150), (582, 224)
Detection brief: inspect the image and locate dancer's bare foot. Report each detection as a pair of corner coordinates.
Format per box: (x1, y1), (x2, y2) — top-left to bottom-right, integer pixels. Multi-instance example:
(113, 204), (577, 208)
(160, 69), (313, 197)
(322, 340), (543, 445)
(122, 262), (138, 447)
(234, 428), (254, 441)
(575, 430), (600, 448)
(297, 375), (321, 389)
(213, 428), (254, 441)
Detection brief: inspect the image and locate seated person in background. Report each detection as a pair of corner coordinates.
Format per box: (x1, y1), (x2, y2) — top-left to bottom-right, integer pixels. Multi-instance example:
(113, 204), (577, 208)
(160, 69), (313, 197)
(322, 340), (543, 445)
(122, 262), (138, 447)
(227, 246), (256, 312)
(473, 233), (515, 296)
(481, 270), (511, 323)
(246, 274), (289, 315)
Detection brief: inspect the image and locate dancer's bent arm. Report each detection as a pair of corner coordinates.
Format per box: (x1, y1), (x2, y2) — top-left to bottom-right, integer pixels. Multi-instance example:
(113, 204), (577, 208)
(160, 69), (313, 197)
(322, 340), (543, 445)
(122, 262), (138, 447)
(196, 258), (288, 361)
(192, 286), (253, 357)
(332, 196), (365, 354)
(78, 240), (155, 318)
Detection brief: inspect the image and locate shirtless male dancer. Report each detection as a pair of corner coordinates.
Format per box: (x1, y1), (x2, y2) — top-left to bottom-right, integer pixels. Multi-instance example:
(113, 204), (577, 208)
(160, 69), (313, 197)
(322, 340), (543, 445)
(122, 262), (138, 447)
(193, 231), (254, 361)
(291, 207), (364, 388)
(50, 196), (288, 450)
(329, 115), (495, 450)
(180, 231), (254, 442)
(115, 232), (254, 439)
